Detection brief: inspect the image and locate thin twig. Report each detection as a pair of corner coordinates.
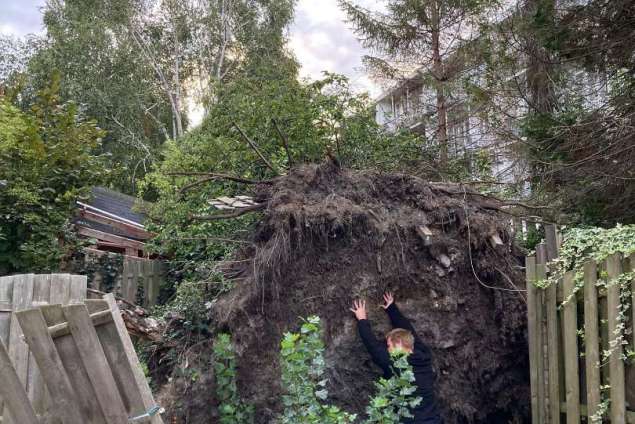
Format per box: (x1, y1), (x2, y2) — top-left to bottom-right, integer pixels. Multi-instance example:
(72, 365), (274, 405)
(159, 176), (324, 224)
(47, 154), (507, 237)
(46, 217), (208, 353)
(271, 118), (294, 167)
(169, 236), (251, 244)
(432, 184), (552, 211)
(232, 122), (278, 174)
(192, 203), (266, 221)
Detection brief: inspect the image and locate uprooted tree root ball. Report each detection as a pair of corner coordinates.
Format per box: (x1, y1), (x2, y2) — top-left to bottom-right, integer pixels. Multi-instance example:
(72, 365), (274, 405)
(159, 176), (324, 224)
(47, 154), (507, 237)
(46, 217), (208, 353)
(162, 162), (530, 423)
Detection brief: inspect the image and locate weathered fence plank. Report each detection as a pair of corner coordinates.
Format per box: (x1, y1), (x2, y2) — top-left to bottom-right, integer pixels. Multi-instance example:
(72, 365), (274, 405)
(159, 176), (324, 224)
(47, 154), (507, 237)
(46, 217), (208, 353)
(41, 304), (105, 424)
(6, 274), (34, 424)
(0, 339), (38, 424)
(0, 276), (13, 418)
(629, 253), (635, 354)
(103, 294), (163, 424)
(606, 254), (626, 424)
(16, 308), (85, 424)
(527, 256), (544, 424)
(562, 271), (580, 424)
(27, 274), (50, 422)
(537, 243), (557, 424)
(63, 304), (129, 424)
(583, 261), (601, 420)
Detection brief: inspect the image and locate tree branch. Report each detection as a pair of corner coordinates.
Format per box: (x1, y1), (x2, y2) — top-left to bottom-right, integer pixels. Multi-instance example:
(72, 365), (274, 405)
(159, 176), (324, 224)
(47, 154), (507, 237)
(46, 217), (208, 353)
(192, 203), (266, 221)
(271, 118), (294, 167)
(232, 122), (279, 174)
(167, 172), (275, 187)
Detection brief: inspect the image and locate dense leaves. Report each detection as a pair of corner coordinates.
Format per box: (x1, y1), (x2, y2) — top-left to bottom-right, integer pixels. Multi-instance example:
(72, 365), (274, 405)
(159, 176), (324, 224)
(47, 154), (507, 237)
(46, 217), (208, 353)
(213, 333), (254, 423)
(0, 76), (107, 274)
(141, 68), (420, 284)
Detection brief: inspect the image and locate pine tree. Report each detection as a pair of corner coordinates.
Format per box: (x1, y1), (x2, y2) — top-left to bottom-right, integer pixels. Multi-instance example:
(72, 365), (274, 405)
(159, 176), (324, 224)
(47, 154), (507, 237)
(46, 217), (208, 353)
(339, 0), (497, 169)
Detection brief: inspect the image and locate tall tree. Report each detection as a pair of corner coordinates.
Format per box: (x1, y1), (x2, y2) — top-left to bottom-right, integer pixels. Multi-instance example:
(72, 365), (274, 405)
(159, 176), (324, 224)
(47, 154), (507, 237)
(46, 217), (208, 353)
(27, 0), (298, 191)
(339, 0), (497, 169)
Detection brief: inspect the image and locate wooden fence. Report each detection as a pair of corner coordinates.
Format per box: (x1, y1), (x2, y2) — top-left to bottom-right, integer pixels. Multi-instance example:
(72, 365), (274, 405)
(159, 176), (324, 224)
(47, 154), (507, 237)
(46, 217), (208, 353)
(84, 249), (165, 308)
(0, 286), (163, 423)
(0, 274), (86, 423)
(527, 225), (635, 423)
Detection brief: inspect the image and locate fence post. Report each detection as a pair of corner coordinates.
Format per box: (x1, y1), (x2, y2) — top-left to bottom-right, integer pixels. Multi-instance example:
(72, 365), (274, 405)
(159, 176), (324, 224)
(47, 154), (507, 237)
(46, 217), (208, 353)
(536, 243), (559, 424)
(606, 254), (626, 424)
(583, 261), (601, 420)
(562, 271), (580, 424)
(527, 256), (545, 424)
(628, 253), (635, 355)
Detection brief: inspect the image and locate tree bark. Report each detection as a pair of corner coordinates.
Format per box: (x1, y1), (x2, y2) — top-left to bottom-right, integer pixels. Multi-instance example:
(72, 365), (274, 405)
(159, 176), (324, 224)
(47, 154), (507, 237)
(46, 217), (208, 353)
(431, 1), (449, 169)
(173, 26), (184, 138)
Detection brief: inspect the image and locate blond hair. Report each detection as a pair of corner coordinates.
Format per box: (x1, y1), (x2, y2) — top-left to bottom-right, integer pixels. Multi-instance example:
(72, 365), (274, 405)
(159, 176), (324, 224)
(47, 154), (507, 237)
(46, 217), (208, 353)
(386, 328), (414, 350)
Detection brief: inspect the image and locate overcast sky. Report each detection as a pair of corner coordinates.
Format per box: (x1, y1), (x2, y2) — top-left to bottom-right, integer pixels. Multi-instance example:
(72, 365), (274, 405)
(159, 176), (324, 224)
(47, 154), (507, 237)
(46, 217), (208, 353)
(0, 0), (380, 96)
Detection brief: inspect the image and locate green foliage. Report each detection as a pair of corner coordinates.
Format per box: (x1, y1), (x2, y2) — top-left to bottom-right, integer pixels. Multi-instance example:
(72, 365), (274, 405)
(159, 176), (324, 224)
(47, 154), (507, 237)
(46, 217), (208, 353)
(67, 251), (124, 294)
(153, 280), (209, 330)
(213, 334), (254, 423)
(142, 70), (421, 285)
(280, 316), (357, 423)
(279, 316), (421, 423)
(540, 225), (634, 368)
(548, 225), (635, 285)
(365, 353), (421, 422)
(0, 75), (107, 274)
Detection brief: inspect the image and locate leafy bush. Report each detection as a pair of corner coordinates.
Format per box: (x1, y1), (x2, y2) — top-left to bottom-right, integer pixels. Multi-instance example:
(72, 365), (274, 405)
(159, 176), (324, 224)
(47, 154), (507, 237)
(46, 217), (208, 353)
(0, 74), (108, 274)
(366, 353), (421, 422)
(280, 316), (356, 423)
(213, 333), (254, 423)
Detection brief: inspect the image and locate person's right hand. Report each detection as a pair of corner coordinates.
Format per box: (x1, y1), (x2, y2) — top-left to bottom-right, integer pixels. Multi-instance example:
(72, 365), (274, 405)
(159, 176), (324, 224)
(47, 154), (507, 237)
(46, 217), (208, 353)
(350, 299), (367, 320)
(381, 292), (394, 309)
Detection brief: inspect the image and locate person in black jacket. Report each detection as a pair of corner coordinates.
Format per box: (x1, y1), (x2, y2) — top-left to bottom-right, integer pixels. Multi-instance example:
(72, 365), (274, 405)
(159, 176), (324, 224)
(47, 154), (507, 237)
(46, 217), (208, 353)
(350, 293), (442, 424)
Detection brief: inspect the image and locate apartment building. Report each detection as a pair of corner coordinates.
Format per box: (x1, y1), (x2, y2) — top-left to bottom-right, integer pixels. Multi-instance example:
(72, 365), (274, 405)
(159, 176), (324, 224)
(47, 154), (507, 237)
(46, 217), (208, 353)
(374, 65), (529, 185)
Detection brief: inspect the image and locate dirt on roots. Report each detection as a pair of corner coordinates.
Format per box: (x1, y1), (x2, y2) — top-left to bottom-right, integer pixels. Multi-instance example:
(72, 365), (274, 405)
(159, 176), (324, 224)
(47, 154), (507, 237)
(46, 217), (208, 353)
(162, 162), (531, 423)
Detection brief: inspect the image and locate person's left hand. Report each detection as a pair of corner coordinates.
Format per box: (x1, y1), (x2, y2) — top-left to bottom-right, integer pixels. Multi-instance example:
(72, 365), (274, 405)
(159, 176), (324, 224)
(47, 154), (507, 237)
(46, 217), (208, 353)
(381, 292), (394, 309)
(350, 299), (367, 320)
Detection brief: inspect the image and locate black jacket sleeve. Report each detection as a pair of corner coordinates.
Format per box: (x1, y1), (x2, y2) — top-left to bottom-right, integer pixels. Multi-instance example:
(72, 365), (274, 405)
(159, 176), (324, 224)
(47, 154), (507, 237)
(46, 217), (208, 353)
(357, 319), (392, 378)
(385, 303), (430, 355)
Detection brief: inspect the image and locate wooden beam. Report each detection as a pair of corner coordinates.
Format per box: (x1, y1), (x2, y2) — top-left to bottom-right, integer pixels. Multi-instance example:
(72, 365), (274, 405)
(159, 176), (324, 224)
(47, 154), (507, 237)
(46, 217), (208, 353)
(583, 261), (601, 420)
(562, 271), (580, 424)
(606, 254), (626, 424)
(0, 340), (39, 424)
(15, 309), (85, 423)
(77, 226), (146, 250)
(526, 256), (545, 424)
(77, 209), (154, 240)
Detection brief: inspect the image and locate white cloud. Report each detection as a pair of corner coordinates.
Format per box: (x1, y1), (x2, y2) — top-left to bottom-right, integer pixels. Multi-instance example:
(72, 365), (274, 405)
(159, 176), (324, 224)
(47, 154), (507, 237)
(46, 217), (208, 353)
(0, 0), (46, 37)
(288, 0), (383, 97)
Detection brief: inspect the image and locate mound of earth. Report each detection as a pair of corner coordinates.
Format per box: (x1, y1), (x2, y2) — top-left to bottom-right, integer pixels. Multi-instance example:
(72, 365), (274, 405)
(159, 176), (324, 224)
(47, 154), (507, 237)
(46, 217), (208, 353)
(165, 162), (530, 423)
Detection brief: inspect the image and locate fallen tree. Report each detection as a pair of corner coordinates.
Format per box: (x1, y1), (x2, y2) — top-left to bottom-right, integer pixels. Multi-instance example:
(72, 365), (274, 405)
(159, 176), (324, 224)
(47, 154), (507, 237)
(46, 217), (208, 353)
(159, 162), (531, 423)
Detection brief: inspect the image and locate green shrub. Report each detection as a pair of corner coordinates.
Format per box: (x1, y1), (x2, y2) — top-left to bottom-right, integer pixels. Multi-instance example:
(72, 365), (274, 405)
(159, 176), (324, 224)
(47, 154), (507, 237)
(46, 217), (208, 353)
(213, 333), (254, 423)
(279, 316), (356, 423)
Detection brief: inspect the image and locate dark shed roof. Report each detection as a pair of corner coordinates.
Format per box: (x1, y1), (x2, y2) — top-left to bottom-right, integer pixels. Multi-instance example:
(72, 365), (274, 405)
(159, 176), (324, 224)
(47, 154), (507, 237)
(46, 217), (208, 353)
(87, 186), (146, 225)
(73, 187), (151, 242)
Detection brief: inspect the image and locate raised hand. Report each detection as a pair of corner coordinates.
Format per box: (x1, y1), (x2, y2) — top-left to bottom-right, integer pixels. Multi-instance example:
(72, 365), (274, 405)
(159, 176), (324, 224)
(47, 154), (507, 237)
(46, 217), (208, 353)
(350, 299), (367, 320)
(381, 292), (394, 309)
